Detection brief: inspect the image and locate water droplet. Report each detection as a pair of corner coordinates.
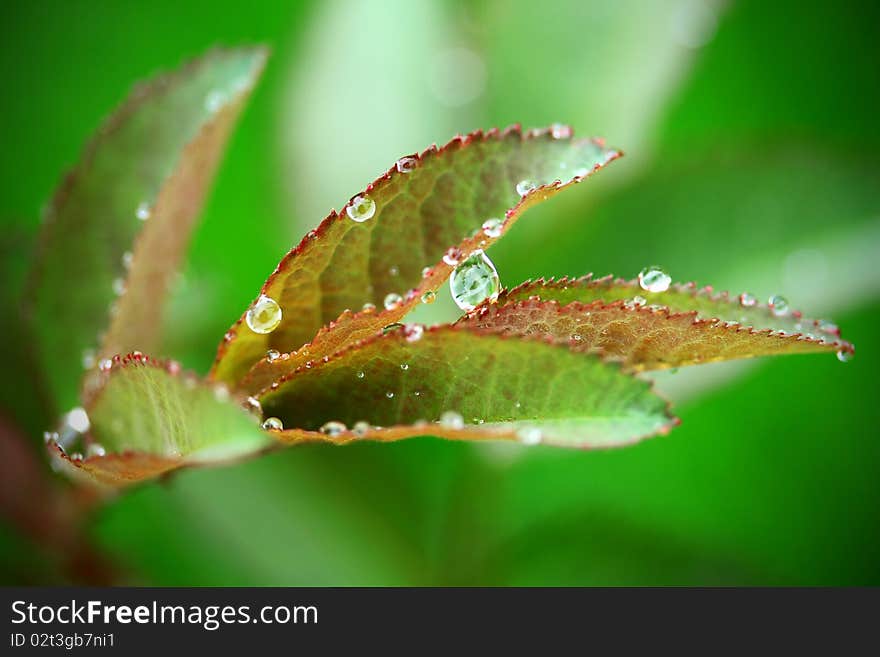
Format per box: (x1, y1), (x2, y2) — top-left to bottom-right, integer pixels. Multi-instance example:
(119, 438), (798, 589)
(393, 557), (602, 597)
(86, 443), (106, 458)
(121, 251), (134, 270)
(449, 250), (500, 312)
(66, 407), (90, 433)
(81, 349), (96, 369)
(213, 384), (230, 402)
(112, 277), (126, 296)
(638, 266), (671, 293)
(383, 322), (404, 334)
(383, 293), (403, 310)
(352, 421), (370, 437)
(400, 363), (409, 370)
(571, 334), (582, 342)
(43, 431), (59, 444)
(346, 195), (376, 223)
(421, 266), (433, 278)
(386, 266), (400, 279)
(266, 349), (281, 362)
(205, 90), (226, 112)
(516, 179), (538, 196)
(443, 247), (463, 266)
(768, 295), (790, 317)
(517, 425), (543, 445)
(245, 396), (262, 414)
(837, 349), (853, 363)
(262, 417), (283, 431)
(404, 324), (424, 342)
(550, 123), (572, 139)
(396, 157), (418, 173)
(320, 421), (347, 437)
(439, 411), (464, 429)
(625, 295), (647, 309)
(98, 358), (113, 372)
(739, 292), (757, 307)
(482, 218), (503, 238)
(246, 295), (282, 334)
(362, 302), (376, 313)
(385, 391), (395, 399)
(356, 370), (365, 379)
(420, 290), (436, 304)
(136, 202), (151, 221)
(818, 320), (839, 336)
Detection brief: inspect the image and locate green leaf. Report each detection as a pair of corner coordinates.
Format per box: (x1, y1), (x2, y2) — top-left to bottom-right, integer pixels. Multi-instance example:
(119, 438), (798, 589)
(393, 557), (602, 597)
(51, 354), (272, 486)
(212, 126), (620, 387)
(461, 275), (853, 369)
(257, 325), (676, 449)
(27, 46), (268, 413)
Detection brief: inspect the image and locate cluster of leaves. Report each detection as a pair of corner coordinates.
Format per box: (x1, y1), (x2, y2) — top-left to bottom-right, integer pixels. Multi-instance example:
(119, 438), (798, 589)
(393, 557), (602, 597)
(22, 47), (852, 487)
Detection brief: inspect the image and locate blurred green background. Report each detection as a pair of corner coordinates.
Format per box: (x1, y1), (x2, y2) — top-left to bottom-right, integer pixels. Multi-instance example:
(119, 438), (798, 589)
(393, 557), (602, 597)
(2, 0), (878, 585)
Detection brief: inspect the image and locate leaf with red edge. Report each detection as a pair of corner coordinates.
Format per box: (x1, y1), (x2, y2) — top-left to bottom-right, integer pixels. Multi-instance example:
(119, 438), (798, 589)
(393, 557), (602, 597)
(51, 353), (272, 486)
(212, 126), (620, 388)
(457, 275), (853, 370)
(257, 325), (676, 449)
(27, 46), (268, 412)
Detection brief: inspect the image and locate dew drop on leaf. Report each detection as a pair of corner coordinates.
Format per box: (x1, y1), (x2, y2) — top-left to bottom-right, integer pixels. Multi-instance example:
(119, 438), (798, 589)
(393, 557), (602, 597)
(81, 348), (96, 370)
(346, 195), (376, 223)
(121, 251), (134, 270)
(352, 421), (370, 437)
(320, 421), (347, 436)
(261, 417), (283, 431)
(837, 349), (853, 363)
(440, 410), (464, 429)
(550, 123), (573, 139)
(420, 290), (436, 304)
(136, 202), (151, 221)
(403, 324), (424, 342)
(818, 320), (839, 336)
(86, 443), (106, 458)
(362, 302), (376, 313)
(112, 277), (126, 296)
(356, 370), (365, 379)
(396, 157), (418, 173)
(638, 266), (671, 293)
(769, 295), (790, 317)
(516, 179), (538, 196)
(449, 250), (500, 312)
(383, 293), (403, 310)
(482, 217), (503, 238)
(389, 265), (399, 277)
(266, 349), (281, 362)
(517, 425), (543, 445)
(385, 391), (395, 399)
(246, 295), (282, 334)
(400, 363), (409, 370)
(244, 396), (262, 415)
(739, 292), (757, 307)
(443, 247), (463, 266)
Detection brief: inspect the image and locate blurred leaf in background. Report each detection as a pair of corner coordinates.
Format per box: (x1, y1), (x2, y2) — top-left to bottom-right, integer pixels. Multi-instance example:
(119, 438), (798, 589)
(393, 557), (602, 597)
(1, 0), (877, 585)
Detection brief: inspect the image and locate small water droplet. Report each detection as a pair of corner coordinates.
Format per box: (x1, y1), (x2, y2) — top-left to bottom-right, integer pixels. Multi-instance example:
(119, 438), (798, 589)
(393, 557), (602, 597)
(246, 295), (282, 334)
(739, 292), (757, 307)
(439, 411), (464, 429)
(362, 302), (376, 313)
(266, 349), (281, 362)
(205, 90), (226, 112)
(385, 391), (395, 399)
(818, 320), (839, 336)
(625, 295), (647, 309)
(121, 251), (134, 270)
(421, 266), (433, 278)
(482, 218), (503, 238)
(400, 363), (409, 370)
(516, 179), (538, 196)
(551, 123), (573, 139)
(356, 370), (365, 379)
(65, 407), (90, 434)
(352, 420), (371, 437)
(396, 156), (418, 173)
(517, 425), (543, 445)
(404, 324), (424, 342)
(388, 265), (399, 277)
(769, 295), (790, 317)
(213, 384), (230, 402)
(320, 421), (347, 436)
(245, 396), (262, 414)
(384, 293), (403, 310)
(136, 202), (151, 221)
(262, 417), (283, 431)
(420, 290), (436, 304)
(346, 195), (376, 223)
(571, 334), (582, 342)
(449, 250), (500, 312)
(112, 277), (126, 296)
(638, 266), (671, 293)
(98, 358), (113, 372)
(837, 349), (853, 363)
(443, 247), (463, 266)
(86, 443), (106, 458)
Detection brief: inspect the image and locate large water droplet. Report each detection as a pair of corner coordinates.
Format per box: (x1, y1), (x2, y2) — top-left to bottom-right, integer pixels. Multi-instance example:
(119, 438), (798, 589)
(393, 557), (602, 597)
(439, 411), (464, 429)
(482, 218), (503, 238)
(769, 295), (789, 317)
(246, 295), (282, 334)
(262, 417), (283, 431)
(320, 421), (347, 437)
(638, 266), (671, 293)
(384, 293), (403, 310)
(449, 250), (500, 311)
(516, 179), (538, 196)
(346, 195), (376, 223)
(396, 157), (418, 173)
